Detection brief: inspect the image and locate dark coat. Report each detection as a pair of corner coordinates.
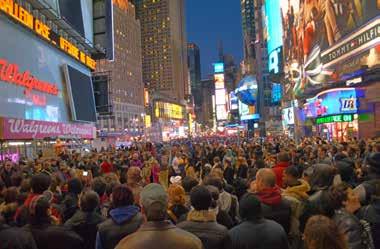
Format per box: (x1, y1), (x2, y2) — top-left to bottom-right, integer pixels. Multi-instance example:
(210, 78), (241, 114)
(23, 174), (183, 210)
(96, 206), (143, 249)
(115, 220), (203, 249)
(60, 193), (79, 222)
(24, 222), (84, 249)
(223, 166), (234, 185)
(261, 200), (291, 234)
(228, 218), (289, 249)
(333, 209), (366, 249)
(65, 210), (105, 249)
(0, 224), (37, 249)
(358, 197), (380, 249)
(177, 210), (231, 249)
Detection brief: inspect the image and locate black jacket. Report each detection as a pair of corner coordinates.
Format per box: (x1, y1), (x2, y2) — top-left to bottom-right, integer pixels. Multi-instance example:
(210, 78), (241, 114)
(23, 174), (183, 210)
(65, 210), (105, 249)
(178, 210), (231, 249)
(333, 209), (366, 249)
(228, 218), (289, 249)
(357, 196), (380, 249)
(0, 224), (37, 249)
(97, 206), (144, 249)
(24, 222), (84, 249)
(60, 193), (79, 222)
(261, 201), (291, 234)
(299, 189), (333, 232)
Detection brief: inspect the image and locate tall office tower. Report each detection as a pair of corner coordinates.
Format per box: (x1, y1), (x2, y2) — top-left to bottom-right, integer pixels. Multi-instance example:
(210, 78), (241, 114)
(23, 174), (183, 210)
(95, 0), (145, 133)
(187, 43), (201, 92)
(241, 0), (256, 74)
(134, 0), (189, 103)
(187, 43), (202, 117)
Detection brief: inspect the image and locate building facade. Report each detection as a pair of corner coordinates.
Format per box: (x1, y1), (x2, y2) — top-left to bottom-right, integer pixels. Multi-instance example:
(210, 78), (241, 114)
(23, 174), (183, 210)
(187, 43), (202, 120)
(134, 0), (189, 103)
(0, 0), (98, 158)
(241, 0), (256, 73)
(95, 1), (145, 135)
(199, 79), (215, 127)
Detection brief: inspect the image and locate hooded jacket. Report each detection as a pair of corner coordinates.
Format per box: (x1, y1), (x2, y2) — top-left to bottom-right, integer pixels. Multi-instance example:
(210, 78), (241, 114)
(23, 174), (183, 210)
(272, 162), (290, 188)
(282, 180), (310, 201)
(255, 187), (291, 234)
(177, 210), (232, 249)
(96, 206), (143, 249)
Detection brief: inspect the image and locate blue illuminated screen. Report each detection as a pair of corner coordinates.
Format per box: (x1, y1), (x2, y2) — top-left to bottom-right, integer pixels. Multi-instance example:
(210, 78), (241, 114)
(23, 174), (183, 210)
(214, 63), (224, 73)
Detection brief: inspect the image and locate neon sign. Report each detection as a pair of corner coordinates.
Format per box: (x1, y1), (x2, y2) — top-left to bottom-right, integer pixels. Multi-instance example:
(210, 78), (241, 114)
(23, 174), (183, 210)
(0, 58), (59, 95)
(0, 0), (96, 70)
(316, 114), (354, 125)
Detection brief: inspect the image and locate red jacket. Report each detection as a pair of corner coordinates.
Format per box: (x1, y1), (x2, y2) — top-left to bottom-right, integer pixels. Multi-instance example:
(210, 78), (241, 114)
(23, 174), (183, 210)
(272, 161), (290, 188)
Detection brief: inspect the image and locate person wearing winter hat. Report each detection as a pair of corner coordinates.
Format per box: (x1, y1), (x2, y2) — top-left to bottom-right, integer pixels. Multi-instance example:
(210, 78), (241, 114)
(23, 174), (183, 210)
(24, 195), (84, 249)
(167, 184), (189, 224)
(116, 183), (202, 249)
(354, 152), (380, 205)
(177, 185), (231, 249)
(229, 193), (289, 249)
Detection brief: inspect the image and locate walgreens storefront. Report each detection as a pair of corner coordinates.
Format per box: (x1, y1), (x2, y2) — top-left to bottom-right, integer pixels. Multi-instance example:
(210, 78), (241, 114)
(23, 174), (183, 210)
(0, 7), (97, 159)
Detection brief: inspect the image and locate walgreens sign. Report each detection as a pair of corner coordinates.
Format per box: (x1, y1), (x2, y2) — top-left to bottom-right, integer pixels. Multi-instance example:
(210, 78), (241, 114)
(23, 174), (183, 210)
(0, 118), (95, 139)
(0, 58), (59, 95)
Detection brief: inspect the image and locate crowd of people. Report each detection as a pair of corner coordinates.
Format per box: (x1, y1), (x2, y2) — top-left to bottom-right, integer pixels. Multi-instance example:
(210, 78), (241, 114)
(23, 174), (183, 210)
(0, 136), (379, 249)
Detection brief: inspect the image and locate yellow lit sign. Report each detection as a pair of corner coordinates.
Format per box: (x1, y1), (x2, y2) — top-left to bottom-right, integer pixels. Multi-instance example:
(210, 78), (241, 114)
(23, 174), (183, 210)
(0, 0), (96, 70)
(155, 101), (184, 120)
(145, 114), (151, 128)
(214, 73), (225, 89)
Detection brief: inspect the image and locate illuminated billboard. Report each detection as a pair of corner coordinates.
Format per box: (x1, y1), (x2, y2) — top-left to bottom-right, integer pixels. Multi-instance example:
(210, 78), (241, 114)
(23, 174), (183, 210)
(271, 83), (282, 103)
(282, 107), (295, 126)
(154, 101), (184, 120)
(0, 0), (96, 70)
(0, 17), (93, 123)
(216, 105), (228, 120)
(214, 74), (225, 89)
(215, 89), (226, 105)
(265, 0), (283, 75)
(239, 100), (259, 121)
(214, 63), (224, 73)
(303, 88), (365, 118)
(280, 1), (380, 97)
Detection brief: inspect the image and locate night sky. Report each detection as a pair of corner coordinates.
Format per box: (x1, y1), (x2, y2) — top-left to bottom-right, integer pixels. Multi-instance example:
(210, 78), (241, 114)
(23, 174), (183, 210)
(186, 0), (243, 79)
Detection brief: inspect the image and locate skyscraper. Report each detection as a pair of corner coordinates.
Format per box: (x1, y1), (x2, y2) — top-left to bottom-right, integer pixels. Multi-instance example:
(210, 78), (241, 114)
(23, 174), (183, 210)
(187, 43), (201, 91)
(241, 0), (256, 73)
(134, 0), (189, 103)
(95, 0), (145, 133)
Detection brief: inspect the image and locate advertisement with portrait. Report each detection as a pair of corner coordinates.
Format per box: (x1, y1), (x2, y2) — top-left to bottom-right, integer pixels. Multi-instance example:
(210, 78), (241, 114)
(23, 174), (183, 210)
(280, 0), (380, 97)
(0, 16), (92, 123)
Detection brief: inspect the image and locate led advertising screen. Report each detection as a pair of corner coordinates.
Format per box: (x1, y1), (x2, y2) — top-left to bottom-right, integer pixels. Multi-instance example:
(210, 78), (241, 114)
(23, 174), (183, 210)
(265, 0), (283, 75)
(282, 107), (295, 126)
(0, 16), (91, 123)
(303, 88), (365, 118)
(271, 83), (282, 103)
(215, 89), (226, 105)
(63, 65), (97, 123)
(214, 74), (225, 89)
(216, 105), (228, 120)
(214, 63), (224, 73)
(230, 92), (238, 110)
(281, 1), (380, 97)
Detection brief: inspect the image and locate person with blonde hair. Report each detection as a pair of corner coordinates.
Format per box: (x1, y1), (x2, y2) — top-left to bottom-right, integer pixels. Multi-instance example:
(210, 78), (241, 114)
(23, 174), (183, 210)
(167, 184), (189, 224)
